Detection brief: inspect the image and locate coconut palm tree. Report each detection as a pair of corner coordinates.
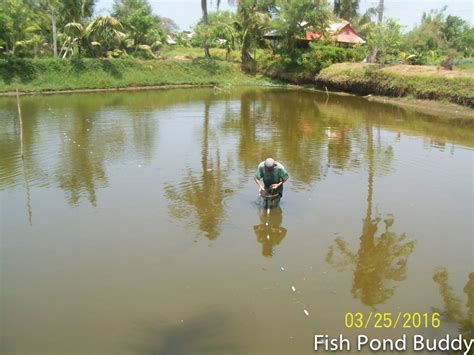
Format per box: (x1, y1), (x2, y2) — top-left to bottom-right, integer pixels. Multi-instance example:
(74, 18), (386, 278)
(215, 0), (275, 69)
(59, 22), (83, 57)
(84, 16), (126, 57)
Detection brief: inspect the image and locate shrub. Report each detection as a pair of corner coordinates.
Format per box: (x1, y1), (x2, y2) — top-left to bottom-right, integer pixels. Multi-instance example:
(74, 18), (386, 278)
(297, 43), (364, 73)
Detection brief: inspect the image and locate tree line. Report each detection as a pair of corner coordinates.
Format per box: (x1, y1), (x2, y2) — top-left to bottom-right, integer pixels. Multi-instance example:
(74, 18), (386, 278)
(0, 0), (177, 58)
(1, 0), (472, 69)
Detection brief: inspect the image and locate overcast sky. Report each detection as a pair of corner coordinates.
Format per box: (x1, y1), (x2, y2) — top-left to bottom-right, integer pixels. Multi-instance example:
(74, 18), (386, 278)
(94, 0), (473, 31)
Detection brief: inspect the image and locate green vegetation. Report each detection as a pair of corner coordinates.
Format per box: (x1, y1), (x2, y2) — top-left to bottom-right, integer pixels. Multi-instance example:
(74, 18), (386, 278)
(0, 0), (175, 58)
(0, 0), (473, 108)
(0, 57), (274, 93)
(318, 63), (474, 107)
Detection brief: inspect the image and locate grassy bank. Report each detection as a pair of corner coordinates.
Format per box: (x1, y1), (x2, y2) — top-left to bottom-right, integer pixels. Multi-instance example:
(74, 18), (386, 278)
(317, 63), (474, 108)
(2, 56), (473, 116)
(0, 57), (274, 94)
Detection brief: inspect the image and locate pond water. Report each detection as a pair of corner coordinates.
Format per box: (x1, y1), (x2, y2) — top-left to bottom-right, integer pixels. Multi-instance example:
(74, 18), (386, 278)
(0, 88), (473, 355)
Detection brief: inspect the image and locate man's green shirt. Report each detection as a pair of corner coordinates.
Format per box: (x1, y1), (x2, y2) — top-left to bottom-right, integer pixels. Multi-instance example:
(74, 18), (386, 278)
(255, 161), (289, 194)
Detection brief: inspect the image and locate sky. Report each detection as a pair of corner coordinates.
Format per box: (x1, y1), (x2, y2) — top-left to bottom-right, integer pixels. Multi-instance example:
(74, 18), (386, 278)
(94, 0), (473, 31)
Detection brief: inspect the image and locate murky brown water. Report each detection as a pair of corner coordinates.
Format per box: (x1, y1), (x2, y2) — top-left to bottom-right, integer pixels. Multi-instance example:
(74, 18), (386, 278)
(0, 88), (473, 355)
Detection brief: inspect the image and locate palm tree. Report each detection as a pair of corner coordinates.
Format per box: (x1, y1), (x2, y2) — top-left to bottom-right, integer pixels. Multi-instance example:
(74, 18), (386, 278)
(59, 22), (83, 57)
(85, 16), (126, 56)
(201, 0), (211, 57)
(334, 0), (360, 22)
(215, 0), (274, 70)
(51, 2), (59, 56)
(377, 0), (384, 23)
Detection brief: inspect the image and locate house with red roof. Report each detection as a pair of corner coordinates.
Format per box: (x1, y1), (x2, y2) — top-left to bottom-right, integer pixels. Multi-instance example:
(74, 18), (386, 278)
(303, 21), (366, 47)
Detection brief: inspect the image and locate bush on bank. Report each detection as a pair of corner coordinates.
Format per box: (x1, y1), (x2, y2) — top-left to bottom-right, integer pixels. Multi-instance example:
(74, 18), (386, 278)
(260, 44), (366, 84)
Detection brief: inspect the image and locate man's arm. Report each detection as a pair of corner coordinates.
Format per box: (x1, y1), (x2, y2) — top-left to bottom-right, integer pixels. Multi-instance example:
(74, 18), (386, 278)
(270, 176), (288, 190)
(254, 176), (265, 192)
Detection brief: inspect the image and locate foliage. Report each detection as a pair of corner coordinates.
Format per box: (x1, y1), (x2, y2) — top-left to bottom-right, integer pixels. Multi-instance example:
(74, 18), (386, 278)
(333, 0), (359, 22)
(294, 43), (365, 73)
(59, 0), (95, 24)
(0, 0), (41, 54)
(236, 0), (274, 70)
(402, 9), (474, 64)
(112, 0), (164, 52)
(366, 18), (402, 64)
(298, 44), (343, 72)
(159, 16), (179, 34)
(443, 16), (473, 57)
(271, 0), (331, 63)
(84, 16), (126, 57)
(350, 7), (377, 39)
(0, 0), (472, 93)
(192, 11), (239, 54)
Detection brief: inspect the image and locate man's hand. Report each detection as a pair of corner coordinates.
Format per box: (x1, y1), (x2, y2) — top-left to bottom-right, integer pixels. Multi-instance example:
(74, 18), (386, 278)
(270, 183), (281, 190)
(259, 185), (265, 194)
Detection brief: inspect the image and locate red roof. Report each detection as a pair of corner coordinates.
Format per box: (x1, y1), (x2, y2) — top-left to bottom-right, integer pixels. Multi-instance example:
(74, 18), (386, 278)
(305, 32), (322, 41)
(304, 21), (365, 44)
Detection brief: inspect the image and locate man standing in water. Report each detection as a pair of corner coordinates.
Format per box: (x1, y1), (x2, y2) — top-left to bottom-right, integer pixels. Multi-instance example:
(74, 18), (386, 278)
(254, 157), (289, 207)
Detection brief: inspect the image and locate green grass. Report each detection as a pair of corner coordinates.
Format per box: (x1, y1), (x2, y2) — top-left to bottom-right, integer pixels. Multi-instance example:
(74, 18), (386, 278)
(454, 61), (474, 72)
(0, 56), (276, 93)
(160, 46), (242, 63)
(318, 63), (474, 108)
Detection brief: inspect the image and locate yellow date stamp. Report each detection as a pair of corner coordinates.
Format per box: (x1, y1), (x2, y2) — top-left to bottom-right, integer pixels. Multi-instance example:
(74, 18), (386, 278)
(344, 312), (441, 329)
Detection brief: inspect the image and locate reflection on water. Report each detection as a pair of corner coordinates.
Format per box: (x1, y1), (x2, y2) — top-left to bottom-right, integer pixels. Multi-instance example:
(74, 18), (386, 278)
(433, 269), (474, 353)
(253, 207), (287, 257)
(0, 88), (472, 354)
(327, 215), (415, 306)
(326, 122), (415, 306)
(163, 99), (235, 240)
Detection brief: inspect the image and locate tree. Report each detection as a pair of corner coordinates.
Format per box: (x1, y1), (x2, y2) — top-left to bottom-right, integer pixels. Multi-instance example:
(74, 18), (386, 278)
(59, 21), (83, 57)
(367, 0), (383, 62)
(201, 0), (211, 57)
(84, 16), (126, 57)
(366, 18), (402, 64)
(272, 0), (330, 63)
(159, 16), (179, 34)
(112, 0), (164, 52)
(236, 0), (274, 70)
(59, 0), (95, 24)
(52, 6), (58, 56)
(0, 0), (39, 54)
(193, 11), (240, 59)
(333, 0), (359, 22)
(443, 15), (473, 57)
(350, 7), (377, 40)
